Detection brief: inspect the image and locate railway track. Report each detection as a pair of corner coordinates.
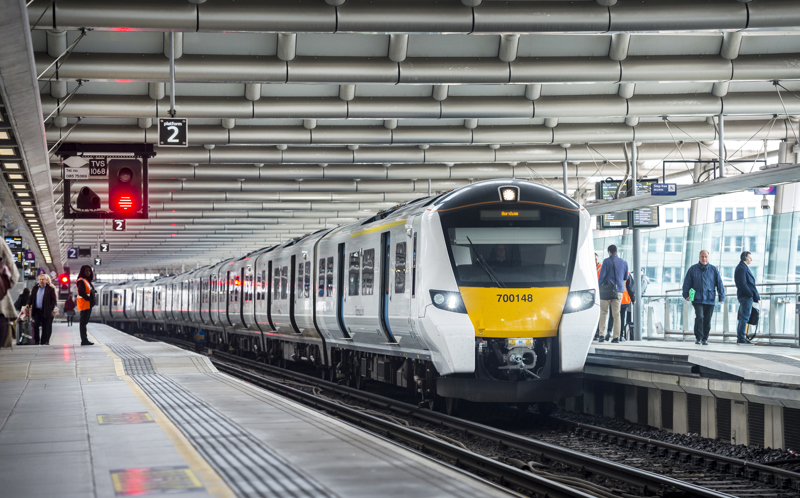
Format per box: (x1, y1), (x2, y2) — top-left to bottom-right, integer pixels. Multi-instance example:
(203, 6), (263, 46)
(144, 335), (793, 498)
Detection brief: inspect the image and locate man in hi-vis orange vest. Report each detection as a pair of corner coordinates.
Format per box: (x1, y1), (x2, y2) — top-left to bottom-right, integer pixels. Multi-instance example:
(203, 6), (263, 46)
(76, 265), (95, 346)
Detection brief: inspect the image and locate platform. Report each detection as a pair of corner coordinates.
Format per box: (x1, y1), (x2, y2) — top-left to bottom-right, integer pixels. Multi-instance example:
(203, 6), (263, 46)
(570, 340), (800, 450)
(0, 323), (510, 497)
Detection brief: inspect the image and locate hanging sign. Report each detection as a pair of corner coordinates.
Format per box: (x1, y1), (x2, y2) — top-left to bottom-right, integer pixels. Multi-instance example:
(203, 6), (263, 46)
(159, 118), (188, 147)
(67, 247), (79, 259)
(100, 243), (110, 253)
(89, 158), (108, 177)
(112, 219), (126, 231)
(651, 183), (678, 196)
(94, 258), (102, 266)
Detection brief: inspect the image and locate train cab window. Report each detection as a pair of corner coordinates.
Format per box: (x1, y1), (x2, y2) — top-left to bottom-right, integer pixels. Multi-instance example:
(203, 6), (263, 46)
(326, 256), (334, 297)
(362, 249), (375, 296)
(348, 251), (360, 296)
(318, 259), (325, 297)
(298, 262), (304, 298)
(304, 261), (310, 298)
(394, 242), (406, 294)
(281, 266), (288, 300)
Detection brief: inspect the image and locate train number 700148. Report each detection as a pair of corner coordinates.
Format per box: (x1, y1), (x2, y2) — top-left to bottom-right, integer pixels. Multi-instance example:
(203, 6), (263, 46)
(497, 294), (534, 303)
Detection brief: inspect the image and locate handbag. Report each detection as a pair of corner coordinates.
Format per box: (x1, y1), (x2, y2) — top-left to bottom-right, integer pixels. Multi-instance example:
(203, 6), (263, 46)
(598, 257), (619, 301)
(748, 306), (759, 326)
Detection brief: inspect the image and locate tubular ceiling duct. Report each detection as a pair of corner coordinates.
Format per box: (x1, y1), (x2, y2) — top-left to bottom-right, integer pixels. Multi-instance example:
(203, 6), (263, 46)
(33, 53), (800, 84)
(40, 94), (800, 121)
(29, 0), (800, 33)
(43, 122), (764, 146)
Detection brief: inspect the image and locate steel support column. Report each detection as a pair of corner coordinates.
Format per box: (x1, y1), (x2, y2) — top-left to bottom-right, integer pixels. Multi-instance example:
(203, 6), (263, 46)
(631, 142), (642, 341)
(718, 113), (726, 178)
(561, 160), (568, 196)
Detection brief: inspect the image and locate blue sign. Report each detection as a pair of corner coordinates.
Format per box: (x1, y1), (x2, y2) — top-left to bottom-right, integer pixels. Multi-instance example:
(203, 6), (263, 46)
(651, 183), (677, 196)
(67, 247), (79, 259)
(37, 268), (46, 275)
(193, 331), (206, 344)
(24, 250), (35, 261)
(754, 186), (776, 195)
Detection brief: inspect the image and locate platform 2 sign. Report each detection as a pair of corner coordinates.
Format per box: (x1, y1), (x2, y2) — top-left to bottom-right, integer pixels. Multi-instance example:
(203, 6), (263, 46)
(651, 183), (677, 196)
(159, 118), (188, 147)
(112, 219), (126, 231)
(94, 258), (102, 266)
(67, 247), (79, 259)
(100, 243), (110, 253)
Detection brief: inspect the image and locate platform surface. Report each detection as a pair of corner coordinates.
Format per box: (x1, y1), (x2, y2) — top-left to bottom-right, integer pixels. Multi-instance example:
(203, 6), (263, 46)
(0, 322), (510, 497)
(590, 340), (800, 386)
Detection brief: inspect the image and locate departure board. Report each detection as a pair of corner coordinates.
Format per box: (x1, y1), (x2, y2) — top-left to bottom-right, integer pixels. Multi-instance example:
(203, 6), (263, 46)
(626, 179), (660, 228)
(595, 180), (630, 229)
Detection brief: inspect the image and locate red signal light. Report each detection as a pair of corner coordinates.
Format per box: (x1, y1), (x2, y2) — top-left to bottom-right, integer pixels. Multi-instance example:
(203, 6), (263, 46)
(61, 276), (68, 283)
(117, 195), (134, 210)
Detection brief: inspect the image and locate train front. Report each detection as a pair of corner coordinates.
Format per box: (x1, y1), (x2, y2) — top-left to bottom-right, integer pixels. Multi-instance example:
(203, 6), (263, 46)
(422, 179), (599, 403)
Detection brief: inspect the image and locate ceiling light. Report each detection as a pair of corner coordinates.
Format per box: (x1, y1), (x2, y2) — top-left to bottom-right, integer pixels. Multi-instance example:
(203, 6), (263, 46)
(8, 174), (23, 180)
(0, 132), (8, 140)
(25, 214), (36, 218)
(19, 201), (32, 205)
(15, 192), (29, 197)
(2, 162), (20, 169)
(22, 207), (33, 211)
(0, 149), (14, 156)
(12, 184), (27, 189)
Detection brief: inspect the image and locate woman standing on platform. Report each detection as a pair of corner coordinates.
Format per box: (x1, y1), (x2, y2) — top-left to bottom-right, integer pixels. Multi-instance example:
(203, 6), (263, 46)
(76, 265), (95, 346)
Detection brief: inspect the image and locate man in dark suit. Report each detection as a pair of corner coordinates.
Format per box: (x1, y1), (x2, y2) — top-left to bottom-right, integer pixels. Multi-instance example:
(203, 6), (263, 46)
(27, 274), (57, 345)
(734, 251), (760, 344)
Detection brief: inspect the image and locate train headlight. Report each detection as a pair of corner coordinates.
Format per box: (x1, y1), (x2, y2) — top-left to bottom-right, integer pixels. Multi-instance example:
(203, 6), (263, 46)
(429, 290), (467, 314)
(563, 289), (595, 314)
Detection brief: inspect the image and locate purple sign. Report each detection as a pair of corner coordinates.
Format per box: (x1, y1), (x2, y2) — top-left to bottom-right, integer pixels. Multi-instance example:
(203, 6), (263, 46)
(754, 186), (776, 195)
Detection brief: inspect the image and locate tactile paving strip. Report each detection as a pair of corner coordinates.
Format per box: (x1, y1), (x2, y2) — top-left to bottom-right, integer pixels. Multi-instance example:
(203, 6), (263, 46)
(104, 341), (334, 497)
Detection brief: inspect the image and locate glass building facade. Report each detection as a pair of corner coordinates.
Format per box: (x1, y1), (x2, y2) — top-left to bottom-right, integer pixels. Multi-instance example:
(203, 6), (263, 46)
(594, 211), (800, 343)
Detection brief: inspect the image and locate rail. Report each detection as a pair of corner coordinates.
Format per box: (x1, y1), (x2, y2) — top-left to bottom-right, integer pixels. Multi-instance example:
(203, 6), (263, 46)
(637, 281), (800, 346)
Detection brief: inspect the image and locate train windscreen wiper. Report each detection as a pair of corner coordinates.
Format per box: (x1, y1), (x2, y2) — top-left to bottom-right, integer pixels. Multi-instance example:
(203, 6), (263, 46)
(465, 236), (505, 288)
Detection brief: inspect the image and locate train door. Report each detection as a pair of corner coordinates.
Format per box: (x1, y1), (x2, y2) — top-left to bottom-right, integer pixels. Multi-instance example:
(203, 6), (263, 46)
(266, 261), (275, 330)
(379, 232), (397, 343)
(387, 228), (424, 348)
(289, 255), (300, 333)
(336, 243), (350, 338)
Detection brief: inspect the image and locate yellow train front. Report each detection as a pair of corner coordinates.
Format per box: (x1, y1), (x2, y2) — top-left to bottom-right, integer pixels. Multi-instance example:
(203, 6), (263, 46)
(418, 179), (600, 403)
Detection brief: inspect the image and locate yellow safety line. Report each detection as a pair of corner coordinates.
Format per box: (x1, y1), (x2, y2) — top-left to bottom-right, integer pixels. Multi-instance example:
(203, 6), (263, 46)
(94, 336), (235, 498)
(349, 218), (406, 238)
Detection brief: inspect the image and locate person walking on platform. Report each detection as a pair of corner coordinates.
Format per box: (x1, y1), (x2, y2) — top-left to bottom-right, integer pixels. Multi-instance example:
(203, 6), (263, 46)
(26, 274), (56, 345)
(64, 294), (76, 327)
(594, 253), (604, 342)
(76, 265), (95, 346)
(682, 250), (725, 346)
(734, 251), (759, 345)
(605, 271), (635, 342)
(598, 245), (629, 344)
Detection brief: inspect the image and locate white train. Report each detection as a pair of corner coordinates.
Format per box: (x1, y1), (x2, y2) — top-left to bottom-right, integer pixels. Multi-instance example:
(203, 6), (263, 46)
(94, 179), (599, 407)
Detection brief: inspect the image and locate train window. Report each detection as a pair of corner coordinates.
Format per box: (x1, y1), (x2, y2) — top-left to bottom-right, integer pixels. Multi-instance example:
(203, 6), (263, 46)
(281, 266), (288, 300)
(318, 259), (325, 297)
(348, 251), (360, 296)
(256, 272), (262, 301)
(103, 293), (109, 306)
(298, 262), (304, 298)
(326, 256), (334, 297)
(304, 261), (310, 298)
(395, 242), (406, 294)
(412, 233), (417, 297)
(362, 249), (374, 296)
(249, 274), (254, 301)
(273, 268), (280, 300)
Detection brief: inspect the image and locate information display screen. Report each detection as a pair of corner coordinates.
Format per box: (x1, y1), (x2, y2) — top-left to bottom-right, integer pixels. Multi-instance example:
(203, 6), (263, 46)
(626, 179), (660, 228)
(595, 181), (630, 229)
(5, 237), (22, 250)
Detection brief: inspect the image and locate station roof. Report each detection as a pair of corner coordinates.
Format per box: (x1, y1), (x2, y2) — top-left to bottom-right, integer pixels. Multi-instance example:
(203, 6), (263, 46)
(1, 0), (800, 272)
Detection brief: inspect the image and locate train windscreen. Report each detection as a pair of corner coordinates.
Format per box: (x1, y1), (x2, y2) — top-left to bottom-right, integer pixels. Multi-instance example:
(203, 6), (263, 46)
(439, 206), (579, 288)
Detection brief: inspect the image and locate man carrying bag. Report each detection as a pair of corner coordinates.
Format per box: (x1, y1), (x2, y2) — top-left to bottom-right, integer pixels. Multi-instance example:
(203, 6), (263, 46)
(682, 250), (725, 346)
(734, 251), (760, 344)
(598, 244), (629, 344)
